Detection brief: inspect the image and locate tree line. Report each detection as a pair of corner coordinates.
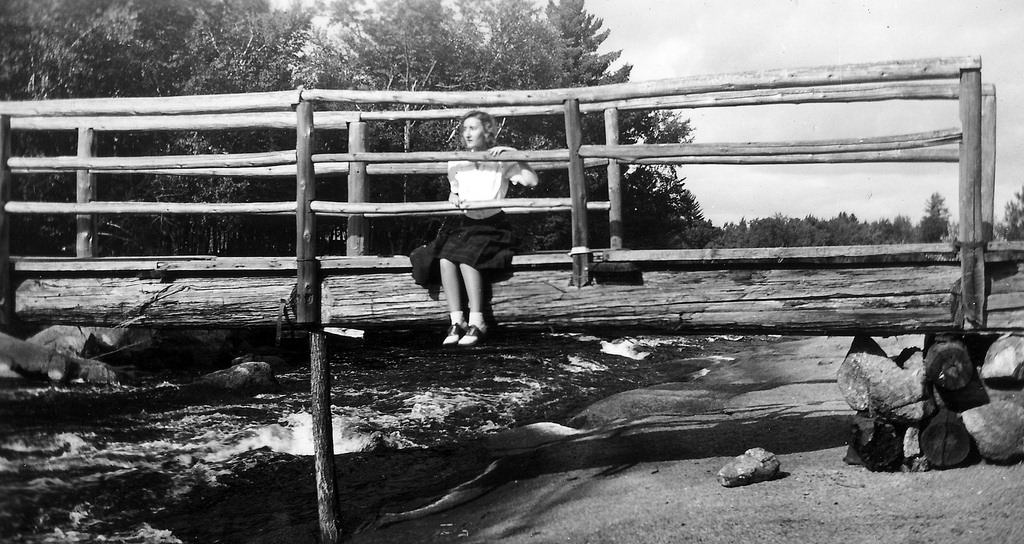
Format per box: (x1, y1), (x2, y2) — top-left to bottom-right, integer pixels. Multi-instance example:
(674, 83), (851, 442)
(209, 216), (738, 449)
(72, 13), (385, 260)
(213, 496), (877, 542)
(2, 0), (1022, 257)
(1, 0), (701, 257)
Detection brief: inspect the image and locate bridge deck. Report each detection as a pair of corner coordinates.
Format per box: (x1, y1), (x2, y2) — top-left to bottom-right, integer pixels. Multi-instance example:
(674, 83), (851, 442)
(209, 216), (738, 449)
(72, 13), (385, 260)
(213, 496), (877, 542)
(12, 242), (1024, 335)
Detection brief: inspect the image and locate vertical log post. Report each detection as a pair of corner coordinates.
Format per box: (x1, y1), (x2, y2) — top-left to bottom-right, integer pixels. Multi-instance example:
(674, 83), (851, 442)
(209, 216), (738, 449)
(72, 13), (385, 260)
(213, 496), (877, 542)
(346, 121), (368, 256)
(564, 98), (589, 287)
(981, 86), (996, 242)
(309, 329), (338, 544)
(0, 115), (11, 330)
(604, 108), (623, 250)
(958, 68), (984, 329)
(76, 127), (97, 257)
(296, 100), (339, 543)
(296, 100), (320, 325)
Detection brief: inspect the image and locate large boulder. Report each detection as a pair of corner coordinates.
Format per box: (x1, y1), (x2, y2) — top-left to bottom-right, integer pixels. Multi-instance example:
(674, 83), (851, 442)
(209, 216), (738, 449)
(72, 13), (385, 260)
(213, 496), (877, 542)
(568, 384), (725, 428)
(1, 331), (119, 383)
(982, 334), (1024, 384)
(837, 337), (934, 423)
(27, 325), (154, 360)
(195, 361), (278, 392)
(961, 401), (1024, 462)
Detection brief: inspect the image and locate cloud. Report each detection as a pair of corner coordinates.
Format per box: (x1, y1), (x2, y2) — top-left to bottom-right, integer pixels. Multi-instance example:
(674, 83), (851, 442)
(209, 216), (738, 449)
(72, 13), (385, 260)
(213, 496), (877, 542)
(587, 0), (1024, 225)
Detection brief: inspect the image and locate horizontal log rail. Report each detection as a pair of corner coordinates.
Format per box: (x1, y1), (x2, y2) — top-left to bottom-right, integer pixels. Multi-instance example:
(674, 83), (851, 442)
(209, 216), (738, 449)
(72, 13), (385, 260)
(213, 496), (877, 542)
(582, 129), (961, 160)
(10, 111), (360, 132)
(10, 159), (610, 177)
(3, 198), (610, 217)
(598, 244), (962, 264)
(9, 252), (576, 272)
(310, 198), (611, 216)
(312, 149), (567, 163)
(12, 242), (1024, 274)
(301, 57), (979, 107)
(9, 150), (296, 171)
(358, 81), (993, 121)
(8, 128), (960, 174)
(0, 90), (301, 117)
(9, 82), (995, 129)
(644, 148), (959, 165)
(4, 201), (297, 215)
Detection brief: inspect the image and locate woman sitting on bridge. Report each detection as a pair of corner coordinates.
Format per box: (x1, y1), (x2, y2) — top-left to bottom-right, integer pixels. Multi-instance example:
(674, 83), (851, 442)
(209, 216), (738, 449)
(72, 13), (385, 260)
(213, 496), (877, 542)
(435, 110), (538, 346)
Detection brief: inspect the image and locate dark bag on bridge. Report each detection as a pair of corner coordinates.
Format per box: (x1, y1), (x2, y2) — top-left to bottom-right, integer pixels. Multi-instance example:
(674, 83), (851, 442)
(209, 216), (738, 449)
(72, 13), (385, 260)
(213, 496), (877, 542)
(410, 241), (441, 287)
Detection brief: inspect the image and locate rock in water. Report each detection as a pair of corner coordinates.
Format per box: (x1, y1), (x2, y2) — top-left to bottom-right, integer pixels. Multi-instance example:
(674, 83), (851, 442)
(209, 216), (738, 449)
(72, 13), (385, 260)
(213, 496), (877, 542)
(717, 447), (780, 487)
(76, 360), (119, 384)
(196, 361), (278, 392)
(961, 401), (1024, 462)
(232, 353), (289, 370)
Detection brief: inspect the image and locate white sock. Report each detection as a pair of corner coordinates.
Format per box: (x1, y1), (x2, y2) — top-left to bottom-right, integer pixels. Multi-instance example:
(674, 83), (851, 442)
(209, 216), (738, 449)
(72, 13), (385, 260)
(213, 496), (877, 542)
(468, 312), (486, 329)
(450, 311), (466, 325)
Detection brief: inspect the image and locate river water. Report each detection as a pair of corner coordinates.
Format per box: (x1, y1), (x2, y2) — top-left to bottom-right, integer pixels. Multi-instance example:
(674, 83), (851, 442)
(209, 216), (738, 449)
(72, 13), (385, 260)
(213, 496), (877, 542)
(0, 330), (762, 543)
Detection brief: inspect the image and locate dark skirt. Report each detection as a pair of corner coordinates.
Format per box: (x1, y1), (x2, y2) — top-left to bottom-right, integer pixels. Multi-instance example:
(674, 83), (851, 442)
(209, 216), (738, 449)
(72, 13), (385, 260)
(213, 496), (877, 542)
(434, 213), (515, 281)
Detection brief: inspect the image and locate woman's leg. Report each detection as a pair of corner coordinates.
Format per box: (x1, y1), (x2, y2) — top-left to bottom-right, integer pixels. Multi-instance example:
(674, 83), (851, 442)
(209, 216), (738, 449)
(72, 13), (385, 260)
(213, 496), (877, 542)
(440, 258), (464, 316)
(440, 258), (466, 345)
(458, 264), (489, 346)
(459, 263), (486, 316)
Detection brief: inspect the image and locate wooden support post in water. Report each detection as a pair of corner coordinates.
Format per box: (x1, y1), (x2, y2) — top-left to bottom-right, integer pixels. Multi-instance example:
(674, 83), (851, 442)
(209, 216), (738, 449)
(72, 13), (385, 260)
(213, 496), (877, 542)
(297, 100), (339, 543)
(0, 115), (11, 330)
(564, 98), (589, 286)
(958, 68), (984, 328)
(310, 330), (338, 543)
(981, 88), (996, 242)
(76, 127), (97, 257)
(347, 121), (368, 256)
(604, 108), (623, 250)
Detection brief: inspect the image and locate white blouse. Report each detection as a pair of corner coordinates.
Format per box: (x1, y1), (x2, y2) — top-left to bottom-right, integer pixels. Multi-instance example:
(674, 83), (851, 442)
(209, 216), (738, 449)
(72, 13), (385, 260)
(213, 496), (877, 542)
(447, 160), (528, 219)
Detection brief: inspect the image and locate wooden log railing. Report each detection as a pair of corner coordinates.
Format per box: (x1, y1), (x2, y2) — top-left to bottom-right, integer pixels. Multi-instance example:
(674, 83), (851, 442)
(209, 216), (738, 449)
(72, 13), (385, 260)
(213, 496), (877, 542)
(0, 56), (997, 543)
(0, 56), (994, 324)
(0, 56), (994, 310)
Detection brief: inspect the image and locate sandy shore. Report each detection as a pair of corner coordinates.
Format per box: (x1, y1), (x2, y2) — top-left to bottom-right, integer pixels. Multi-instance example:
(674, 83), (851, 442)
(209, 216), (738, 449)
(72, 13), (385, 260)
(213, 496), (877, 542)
(350, 335), (1024, 544)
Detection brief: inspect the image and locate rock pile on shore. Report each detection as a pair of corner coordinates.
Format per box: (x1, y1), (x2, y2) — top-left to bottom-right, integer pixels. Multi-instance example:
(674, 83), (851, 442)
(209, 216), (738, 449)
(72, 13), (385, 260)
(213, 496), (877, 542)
(838, 333), (1024, 470)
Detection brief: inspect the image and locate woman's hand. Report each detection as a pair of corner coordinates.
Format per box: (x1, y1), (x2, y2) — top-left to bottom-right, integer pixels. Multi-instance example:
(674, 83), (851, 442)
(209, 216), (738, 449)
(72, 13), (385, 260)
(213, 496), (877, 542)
(448, 192), (463, 207)
(488, 145), (516, 157)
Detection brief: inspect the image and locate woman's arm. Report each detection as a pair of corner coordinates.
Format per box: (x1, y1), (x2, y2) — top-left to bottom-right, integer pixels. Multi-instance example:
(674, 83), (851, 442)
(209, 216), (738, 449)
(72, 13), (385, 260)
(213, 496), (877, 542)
(447, 161), (463, 206)
(489, 146), (538, 187)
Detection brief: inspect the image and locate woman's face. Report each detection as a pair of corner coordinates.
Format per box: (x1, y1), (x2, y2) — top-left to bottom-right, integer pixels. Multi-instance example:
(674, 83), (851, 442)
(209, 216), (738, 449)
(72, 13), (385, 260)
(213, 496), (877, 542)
(462, 116), (490, 151)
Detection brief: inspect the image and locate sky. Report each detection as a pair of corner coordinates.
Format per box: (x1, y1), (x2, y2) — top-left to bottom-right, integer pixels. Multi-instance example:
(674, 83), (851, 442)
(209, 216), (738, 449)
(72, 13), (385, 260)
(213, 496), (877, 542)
(581, 0), (1024, 225)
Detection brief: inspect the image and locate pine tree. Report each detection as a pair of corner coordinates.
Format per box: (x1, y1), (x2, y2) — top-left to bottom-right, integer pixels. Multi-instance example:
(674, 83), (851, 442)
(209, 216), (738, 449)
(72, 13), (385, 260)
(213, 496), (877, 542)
(545, 0), (631, 85)
(999, 185), (1024, 240)
(918, 192), (951, 243)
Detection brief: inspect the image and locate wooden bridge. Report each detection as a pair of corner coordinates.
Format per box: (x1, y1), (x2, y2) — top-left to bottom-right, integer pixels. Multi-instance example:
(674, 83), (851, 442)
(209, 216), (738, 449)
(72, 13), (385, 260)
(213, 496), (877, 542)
(0, 56), (1012, 336)
(0, 56), (1013, 541)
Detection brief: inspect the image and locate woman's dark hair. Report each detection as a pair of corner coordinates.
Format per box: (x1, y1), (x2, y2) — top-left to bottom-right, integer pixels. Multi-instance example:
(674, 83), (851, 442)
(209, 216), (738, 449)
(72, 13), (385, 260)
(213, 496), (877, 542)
(461, 110), (497, 147)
